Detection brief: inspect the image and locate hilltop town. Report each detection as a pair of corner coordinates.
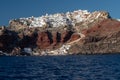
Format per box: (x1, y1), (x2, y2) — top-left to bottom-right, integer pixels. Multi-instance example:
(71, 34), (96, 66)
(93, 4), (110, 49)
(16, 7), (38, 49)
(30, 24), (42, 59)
(0, 10), (120, 56)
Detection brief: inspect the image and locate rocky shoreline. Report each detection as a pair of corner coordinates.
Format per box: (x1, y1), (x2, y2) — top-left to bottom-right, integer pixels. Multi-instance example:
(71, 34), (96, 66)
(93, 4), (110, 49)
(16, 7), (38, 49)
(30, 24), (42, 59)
(0, 10), (120, 56)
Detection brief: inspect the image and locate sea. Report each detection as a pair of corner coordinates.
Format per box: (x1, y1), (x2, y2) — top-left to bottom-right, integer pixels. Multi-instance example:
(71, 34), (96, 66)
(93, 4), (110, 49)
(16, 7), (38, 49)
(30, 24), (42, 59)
(0, 54), (120, 80)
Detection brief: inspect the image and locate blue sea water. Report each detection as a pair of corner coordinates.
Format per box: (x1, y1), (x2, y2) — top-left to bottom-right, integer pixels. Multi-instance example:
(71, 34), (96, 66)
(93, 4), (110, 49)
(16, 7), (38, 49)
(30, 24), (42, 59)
(0, 54), (120, 80)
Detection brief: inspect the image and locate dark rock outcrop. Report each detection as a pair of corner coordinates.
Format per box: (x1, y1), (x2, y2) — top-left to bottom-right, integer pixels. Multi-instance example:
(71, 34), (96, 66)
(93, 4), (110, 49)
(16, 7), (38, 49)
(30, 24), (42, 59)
(0, 29), (18, 53)
(18, 33), (37, 49)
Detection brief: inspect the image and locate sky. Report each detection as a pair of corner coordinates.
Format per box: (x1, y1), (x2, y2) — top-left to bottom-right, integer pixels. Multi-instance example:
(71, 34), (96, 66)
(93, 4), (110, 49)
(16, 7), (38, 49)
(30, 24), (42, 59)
(0, 0), (120, 26)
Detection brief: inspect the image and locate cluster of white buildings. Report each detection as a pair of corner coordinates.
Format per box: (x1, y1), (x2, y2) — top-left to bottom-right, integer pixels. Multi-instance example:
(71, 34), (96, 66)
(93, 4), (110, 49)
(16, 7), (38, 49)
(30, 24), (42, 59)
(15, 10), (94, 28)
(47, 44), (71, 55)
(22, 44), (71, 56)
(10, 10), (108, 28)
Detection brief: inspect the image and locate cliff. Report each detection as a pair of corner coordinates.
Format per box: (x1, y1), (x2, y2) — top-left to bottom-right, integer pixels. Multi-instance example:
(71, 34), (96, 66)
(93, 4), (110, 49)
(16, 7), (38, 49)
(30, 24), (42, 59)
(0, 10), (120, 56)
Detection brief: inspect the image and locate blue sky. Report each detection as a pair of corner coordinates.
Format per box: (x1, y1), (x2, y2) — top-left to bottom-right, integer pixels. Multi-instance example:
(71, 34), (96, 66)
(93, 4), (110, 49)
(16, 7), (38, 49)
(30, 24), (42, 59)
(0, 0), (120, 26)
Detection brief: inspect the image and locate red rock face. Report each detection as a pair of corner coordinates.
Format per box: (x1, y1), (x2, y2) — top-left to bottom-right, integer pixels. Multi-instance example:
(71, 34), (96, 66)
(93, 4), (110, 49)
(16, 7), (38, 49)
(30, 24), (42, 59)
(36, 31), (74, 49)
(36, 32), (51, 49)
(52, 32), (58, 46)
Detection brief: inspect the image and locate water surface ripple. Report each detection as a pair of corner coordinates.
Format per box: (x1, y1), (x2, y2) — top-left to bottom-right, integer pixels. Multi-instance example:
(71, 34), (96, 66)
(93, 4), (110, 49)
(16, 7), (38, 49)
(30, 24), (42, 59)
(0, 54), (120, 80)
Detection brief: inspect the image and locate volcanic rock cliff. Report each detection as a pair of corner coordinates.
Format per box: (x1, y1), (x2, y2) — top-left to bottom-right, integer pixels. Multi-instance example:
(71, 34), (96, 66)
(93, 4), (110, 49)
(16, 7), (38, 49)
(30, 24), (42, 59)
(0, 10), (120, 56)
